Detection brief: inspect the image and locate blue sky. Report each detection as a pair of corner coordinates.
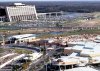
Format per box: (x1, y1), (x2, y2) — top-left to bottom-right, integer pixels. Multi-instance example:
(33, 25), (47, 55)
(1, 0), (100, 2)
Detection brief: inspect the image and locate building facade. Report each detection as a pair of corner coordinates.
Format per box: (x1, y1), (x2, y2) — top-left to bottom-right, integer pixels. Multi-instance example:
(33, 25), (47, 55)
(0, 16), (6, 22)
(7, 34), (40, 44)
(5, 3), (38, 22)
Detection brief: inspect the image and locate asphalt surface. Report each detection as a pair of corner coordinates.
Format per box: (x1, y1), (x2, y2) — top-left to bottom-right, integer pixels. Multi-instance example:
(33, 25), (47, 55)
(0, 44), (62, 71)
(8, 44), (41, 52)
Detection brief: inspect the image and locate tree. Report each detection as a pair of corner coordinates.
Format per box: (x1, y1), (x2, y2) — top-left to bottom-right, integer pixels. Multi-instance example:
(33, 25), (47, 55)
(43, 42), (47, 56)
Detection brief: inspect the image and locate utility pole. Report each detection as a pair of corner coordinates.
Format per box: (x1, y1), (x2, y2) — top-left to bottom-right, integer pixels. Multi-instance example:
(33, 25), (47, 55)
(43, 41), (47, 71)
(1, 34), (5, 46)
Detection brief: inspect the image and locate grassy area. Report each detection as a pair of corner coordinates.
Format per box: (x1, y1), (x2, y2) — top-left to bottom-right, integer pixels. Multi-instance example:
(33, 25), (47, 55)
(0, 48), (4, 53)
(39, 33), (54, 39)
(60, 29), (100, 37)
(0, 28), (100, 43)
(39, 29), (100, 39)
(66, 29), (100, 35)
(0, 28), (46, 35)
(13, 48), (33, 54)
(22, 62), (31, 71)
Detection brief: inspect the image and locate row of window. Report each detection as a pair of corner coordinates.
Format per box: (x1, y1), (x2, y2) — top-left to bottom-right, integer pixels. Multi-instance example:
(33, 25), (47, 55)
(16, 38), (35, 43)
(0, 17), (5, 21)
(7, 6), (35, 12)
(49, 65), (76, 70)
(7, 7), (36, 16)
(8, 10), (36, 16)
(11, 14), (36, 21)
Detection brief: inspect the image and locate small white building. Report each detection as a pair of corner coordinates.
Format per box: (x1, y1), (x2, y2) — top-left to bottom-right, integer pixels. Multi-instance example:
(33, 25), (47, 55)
(8, 34), (40, 44)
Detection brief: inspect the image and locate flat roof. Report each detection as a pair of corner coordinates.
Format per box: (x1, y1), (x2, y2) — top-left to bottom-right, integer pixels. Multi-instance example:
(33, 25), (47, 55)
(14, 3), (25, 6)
(72, 45), (84, 51)
(8, 34), (37, 39)
(52, 56), (79, 65)
(68, 41), (85, 45)
(64, 47), (72, 49)
(84, 42), (96, 49)
(61, 67), (98, 71)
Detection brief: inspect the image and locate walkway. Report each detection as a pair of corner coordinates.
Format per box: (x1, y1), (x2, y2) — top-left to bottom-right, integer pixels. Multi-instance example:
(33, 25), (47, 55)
(0, 54), (26, 69)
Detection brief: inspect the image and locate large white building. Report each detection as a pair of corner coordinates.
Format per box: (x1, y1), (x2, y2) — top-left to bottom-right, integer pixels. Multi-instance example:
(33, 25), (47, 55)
(5, 3), (38, 22)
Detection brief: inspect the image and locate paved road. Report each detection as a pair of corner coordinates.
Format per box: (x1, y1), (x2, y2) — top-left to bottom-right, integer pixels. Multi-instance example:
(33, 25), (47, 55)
(26, 46), (57, 71)
(7, 44), (41, 52)
(0, 44), (62, 71)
